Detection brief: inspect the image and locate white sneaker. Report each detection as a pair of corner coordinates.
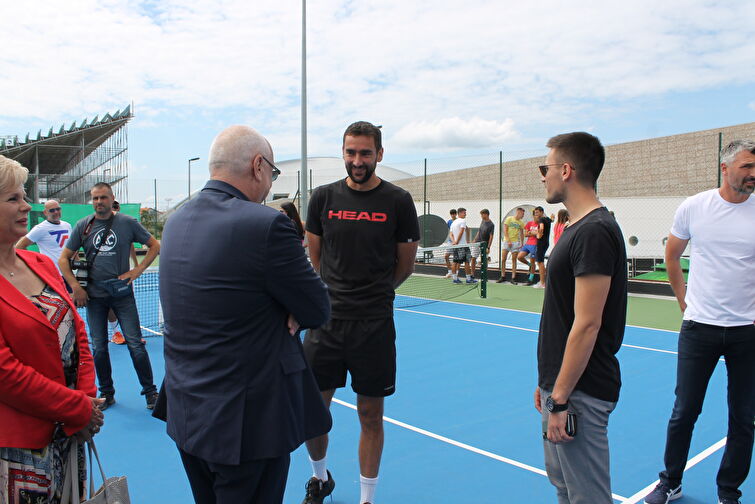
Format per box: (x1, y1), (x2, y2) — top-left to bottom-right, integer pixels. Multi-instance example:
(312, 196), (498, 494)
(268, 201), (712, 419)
(444, 272), (453, 278)
(533, 283), (545, 289)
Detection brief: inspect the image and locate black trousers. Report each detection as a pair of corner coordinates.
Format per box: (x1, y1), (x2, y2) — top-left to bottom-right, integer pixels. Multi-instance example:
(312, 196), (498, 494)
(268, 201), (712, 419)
(659, 321), (755, 500)
(178, 447), (291, 504)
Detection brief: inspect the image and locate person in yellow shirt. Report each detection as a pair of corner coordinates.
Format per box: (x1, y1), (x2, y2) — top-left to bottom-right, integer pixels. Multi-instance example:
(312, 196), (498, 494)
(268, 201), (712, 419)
(497, 207), (526, 284)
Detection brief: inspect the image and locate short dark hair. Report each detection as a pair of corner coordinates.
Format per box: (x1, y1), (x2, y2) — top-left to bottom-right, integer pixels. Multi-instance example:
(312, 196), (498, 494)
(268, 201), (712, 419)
(343, 121), (382, 152)
(546, 132), (605, 188)
(534, 206), (544, 213)
(112, 201), (120, 210)
(450, 209), (457, 215)
(91, 181), (113, 194)
(480, 208), (489, 215)
(516, 207), (524, 212)
(457, 207), (466, 213)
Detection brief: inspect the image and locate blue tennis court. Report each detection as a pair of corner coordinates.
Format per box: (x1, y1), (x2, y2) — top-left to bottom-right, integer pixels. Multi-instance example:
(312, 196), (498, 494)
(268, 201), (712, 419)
(92, 297), (750, 503)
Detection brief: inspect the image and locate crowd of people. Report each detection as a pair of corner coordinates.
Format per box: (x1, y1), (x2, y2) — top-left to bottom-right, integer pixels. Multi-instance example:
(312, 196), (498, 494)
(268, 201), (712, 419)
(0, 131), (752, 504)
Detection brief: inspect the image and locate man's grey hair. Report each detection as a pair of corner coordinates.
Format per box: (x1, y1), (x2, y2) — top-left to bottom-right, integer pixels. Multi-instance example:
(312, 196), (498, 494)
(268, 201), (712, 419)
(721, 140), (755, 166)
(208, 126), (271, 175)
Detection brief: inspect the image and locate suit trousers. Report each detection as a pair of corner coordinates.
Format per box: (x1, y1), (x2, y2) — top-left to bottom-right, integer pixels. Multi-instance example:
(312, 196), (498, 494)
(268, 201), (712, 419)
(178, 447), (290, 504)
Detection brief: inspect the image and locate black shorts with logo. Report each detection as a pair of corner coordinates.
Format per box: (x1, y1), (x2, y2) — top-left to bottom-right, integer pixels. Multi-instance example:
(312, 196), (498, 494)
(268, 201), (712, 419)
(452, 246), (472, 264)
(303, 317), (397, 397)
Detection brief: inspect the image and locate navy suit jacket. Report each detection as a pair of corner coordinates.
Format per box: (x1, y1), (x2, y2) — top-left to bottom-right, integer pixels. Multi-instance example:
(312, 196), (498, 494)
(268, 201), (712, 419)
(159, 180), (332, 464)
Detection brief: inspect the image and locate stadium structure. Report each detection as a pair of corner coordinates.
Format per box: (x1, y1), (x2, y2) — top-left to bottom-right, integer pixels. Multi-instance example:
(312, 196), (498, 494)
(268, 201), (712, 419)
(0, 105), (133, 204)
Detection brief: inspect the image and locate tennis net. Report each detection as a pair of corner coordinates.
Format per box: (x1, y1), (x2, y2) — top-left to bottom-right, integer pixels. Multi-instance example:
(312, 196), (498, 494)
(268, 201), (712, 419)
(75, 243), (487, 336)
(395, 242), (488, 308)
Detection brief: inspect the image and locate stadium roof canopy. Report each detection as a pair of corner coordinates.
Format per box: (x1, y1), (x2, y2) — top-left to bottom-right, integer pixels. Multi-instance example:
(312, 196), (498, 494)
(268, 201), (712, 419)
(0, 105), (132, 176)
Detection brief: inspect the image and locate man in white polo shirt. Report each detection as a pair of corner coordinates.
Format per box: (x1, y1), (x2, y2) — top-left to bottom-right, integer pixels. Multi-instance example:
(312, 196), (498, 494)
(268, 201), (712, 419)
(644, 140), (755, 504)
(16, 199), (72, 275)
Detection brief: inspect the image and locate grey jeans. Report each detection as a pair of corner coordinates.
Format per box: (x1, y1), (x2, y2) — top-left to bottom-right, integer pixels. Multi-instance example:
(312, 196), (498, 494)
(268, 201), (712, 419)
(540, 388), (617, 504)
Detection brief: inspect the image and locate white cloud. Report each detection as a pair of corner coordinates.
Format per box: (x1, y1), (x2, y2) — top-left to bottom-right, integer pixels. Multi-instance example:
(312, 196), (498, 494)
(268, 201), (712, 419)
(749, 101), (755, 112)
(1, 0), (754, 161)
(393, 117), (519, 150)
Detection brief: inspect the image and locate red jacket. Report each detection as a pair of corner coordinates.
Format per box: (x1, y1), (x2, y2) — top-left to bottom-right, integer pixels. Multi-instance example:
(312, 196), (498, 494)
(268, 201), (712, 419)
(0, 249), (96, 449)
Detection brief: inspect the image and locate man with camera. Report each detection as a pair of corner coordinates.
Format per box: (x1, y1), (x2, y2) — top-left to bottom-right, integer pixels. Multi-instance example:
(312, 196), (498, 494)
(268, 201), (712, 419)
(59, 182), (160, 411)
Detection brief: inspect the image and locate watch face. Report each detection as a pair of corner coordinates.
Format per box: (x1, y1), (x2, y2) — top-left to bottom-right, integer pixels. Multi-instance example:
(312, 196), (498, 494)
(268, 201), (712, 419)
(545, 396), (554, 412)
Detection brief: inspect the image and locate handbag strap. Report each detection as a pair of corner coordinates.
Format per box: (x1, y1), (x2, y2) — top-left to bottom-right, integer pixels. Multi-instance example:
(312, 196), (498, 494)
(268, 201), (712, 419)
(87, 439), (110, 497)
(61, 438), (80, 504)
(84, 214), (116, 268)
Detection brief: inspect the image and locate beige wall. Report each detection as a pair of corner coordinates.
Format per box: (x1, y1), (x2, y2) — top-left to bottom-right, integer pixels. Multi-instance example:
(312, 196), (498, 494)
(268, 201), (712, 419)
(394, 122), (755, 200)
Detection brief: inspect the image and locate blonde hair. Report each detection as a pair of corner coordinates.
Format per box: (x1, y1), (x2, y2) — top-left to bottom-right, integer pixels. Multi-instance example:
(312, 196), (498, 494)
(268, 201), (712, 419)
(0, 155), (29, 194)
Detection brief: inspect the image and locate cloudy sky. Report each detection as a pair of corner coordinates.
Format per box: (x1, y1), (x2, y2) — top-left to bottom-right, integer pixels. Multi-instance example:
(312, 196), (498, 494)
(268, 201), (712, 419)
(1, 0), (754, 204)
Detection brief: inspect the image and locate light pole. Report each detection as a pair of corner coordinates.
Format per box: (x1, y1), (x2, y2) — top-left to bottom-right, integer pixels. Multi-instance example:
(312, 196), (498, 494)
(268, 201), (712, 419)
(188, 157), (200, 200)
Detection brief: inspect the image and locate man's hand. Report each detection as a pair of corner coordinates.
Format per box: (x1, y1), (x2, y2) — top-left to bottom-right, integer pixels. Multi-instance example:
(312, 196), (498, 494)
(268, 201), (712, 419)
(118, 268), (143, 285)
(534, 387), (542, 413)
(72, 285), (89, 307)
(546, 411), (574, 444)
(287, 314), (300, 335)
(507, 241), (512, 248)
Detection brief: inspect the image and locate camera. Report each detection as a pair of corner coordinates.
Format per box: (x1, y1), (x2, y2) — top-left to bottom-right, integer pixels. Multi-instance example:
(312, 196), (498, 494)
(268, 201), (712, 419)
(71, 259), (89, 288)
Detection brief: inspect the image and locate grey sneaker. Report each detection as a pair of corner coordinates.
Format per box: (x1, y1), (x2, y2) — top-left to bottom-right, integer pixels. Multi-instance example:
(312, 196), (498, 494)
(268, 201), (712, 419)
(302, 470), (335, 504)
(644, 482), (682, 504)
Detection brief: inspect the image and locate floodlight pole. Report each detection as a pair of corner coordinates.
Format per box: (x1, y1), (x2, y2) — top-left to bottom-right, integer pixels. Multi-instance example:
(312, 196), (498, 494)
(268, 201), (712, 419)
(188, 157), (200, 200)
(300, 0), (308, 219)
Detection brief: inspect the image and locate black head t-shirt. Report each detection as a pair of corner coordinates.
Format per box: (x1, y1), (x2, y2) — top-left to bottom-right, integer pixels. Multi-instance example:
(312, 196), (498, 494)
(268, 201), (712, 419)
(537, 207), (627, 402)
(306, 179), (420, 319)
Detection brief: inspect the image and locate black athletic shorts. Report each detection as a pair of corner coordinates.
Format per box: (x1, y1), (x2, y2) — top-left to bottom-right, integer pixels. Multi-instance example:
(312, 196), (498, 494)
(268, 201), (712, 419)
(535, 241), (549, 263)
(452, 246), (472, 264)
(303, 317), (397, 397)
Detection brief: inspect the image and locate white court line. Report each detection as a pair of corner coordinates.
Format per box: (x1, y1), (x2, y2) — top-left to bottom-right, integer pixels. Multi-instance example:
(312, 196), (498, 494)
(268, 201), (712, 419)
(622, 437), (727, 504)
(141, 326), (163, 336)
(398, 294), (680, 334)
(398, 308), (727, 362)
(332, 397), (628, 502)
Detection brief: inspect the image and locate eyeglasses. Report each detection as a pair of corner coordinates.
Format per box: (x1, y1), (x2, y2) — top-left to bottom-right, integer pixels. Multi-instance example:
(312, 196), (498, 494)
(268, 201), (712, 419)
(261, 155), (281, 181)
(47, 207), (61, 213)
(538, 164), (562, 177)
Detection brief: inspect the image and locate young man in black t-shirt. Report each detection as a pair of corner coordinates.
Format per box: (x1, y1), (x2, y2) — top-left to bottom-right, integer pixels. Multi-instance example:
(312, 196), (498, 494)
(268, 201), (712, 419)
(302, 122), (420, 504)
(535, 132), (627, 504)
(533, 206), (551, 289)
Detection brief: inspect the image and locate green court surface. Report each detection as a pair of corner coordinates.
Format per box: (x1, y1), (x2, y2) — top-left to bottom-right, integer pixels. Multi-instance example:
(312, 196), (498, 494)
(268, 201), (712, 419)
(400, 275), (683, 332)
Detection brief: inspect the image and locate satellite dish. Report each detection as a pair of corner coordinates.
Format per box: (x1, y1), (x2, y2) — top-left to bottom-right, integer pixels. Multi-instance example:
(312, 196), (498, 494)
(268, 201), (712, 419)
(418, 214), (448, 247)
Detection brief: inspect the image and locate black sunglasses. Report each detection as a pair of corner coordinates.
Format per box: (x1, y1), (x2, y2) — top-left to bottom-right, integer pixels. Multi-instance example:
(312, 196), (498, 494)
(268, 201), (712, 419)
(261, 156), (281, 181)
(538, 163), (576, 177)
(47, 207), (62, 212)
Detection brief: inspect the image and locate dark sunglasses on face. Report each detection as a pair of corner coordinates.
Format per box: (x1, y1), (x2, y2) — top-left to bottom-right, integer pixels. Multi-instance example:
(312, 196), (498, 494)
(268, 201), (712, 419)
(47, 207), (61, 213)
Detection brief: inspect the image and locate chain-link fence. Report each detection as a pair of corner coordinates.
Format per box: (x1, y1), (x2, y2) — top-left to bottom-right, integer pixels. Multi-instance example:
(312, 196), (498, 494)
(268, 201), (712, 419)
(125, 124), (755, 280)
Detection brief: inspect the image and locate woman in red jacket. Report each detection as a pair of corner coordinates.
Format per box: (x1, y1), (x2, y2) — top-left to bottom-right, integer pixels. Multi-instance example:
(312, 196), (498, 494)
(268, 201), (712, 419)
(0, 156), (103, 503)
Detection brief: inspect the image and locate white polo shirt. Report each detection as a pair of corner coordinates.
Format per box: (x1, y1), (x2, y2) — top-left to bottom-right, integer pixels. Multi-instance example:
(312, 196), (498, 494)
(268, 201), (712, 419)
(670, 189), (755, 326)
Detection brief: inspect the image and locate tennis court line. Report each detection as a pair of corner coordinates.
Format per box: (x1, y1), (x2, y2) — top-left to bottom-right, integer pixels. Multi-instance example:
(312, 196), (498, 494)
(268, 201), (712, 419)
(398, 296), (679, 334)
(621, 437), (727, 504)
(398, 309), (689, 358)
(331, 397), (629, 503)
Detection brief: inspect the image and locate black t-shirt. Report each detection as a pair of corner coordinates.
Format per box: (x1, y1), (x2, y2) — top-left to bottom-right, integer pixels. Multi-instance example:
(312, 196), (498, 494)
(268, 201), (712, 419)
(537, 216), (552, 246)
(306, 179), (420, 319)
(476, 220), (495, 245)
(537, 207), (627, 402)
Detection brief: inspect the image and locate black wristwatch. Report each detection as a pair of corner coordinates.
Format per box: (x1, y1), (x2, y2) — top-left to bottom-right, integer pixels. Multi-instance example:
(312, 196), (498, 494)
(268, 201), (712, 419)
(545, 396), (568, 413)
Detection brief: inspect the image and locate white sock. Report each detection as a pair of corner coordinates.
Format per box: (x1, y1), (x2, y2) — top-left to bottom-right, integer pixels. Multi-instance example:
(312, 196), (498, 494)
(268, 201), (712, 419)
(447, 269), (452, 274)
(309, 455), (328, 482)
(360, 475), (378, 504)
(467, 275), (472, 280)
(108, 320), (119, 332)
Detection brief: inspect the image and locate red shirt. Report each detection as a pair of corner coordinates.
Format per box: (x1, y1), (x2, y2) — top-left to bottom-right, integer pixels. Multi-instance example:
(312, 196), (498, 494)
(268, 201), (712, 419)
(525, 220), (539, 245)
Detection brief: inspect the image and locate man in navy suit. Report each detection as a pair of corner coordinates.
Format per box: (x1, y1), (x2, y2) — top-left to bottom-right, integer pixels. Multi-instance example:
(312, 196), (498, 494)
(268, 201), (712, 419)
(159, 125), (332, 504)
